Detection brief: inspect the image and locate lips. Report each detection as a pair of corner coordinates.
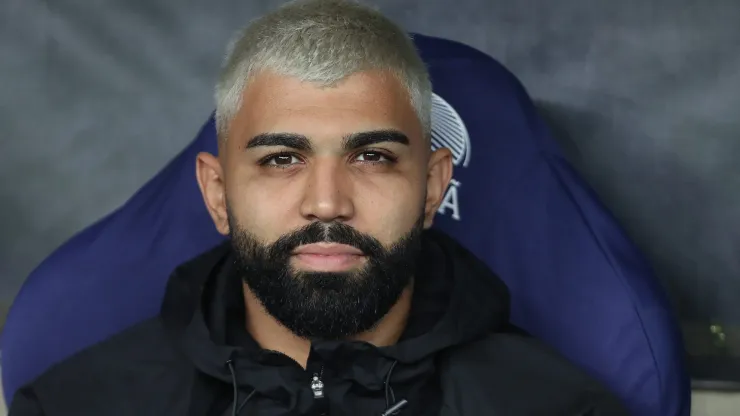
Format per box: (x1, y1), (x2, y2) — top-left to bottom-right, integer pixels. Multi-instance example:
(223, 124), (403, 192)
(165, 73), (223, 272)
(293, 243), (364, 256)
(292, 243), (365, 271)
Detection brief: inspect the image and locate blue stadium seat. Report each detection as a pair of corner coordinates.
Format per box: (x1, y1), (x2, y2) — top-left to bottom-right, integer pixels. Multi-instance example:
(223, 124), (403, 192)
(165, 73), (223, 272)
(1, 34), (690, 415)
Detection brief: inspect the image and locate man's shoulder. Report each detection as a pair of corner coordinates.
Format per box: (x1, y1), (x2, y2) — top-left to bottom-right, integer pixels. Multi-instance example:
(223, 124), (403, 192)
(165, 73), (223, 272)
(17, 317), (192, 412)
(42, 318), (174, 374)
(440, 331), (629, 415)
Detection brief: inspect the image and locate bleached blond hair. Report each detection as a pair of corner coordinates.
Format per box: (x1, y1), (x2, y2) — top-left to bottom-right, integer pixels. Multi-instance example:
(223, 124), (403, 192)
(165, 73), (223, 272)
(214, 0), (432, 141)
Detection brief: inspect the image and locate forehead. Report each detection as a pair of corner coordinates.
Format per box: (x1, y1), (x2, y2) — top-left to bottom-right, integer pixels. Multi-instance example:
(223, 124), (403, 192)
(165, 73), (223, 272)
(226, 70), (423, 147)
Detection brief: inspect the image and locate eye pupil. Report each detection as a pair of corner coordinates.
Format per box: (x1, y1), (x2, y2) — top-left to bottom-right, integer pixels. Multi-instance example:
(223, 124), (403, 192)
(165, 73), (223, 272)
(363, 152), (381, 161)
(275, 155), (293, 164)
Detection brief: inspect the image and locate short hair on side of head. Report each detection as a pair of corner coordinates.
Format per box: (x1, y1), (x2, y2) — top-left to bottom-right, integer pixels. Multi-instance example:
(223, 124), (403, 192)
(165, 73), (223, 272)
(214, 0), (432, 142)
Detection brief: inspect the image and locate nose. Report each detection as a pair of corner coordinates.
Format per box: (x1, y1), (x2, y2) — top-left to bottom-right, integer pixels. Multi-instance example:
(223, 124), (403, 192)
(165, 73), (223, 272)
(299, 157), (355, 223)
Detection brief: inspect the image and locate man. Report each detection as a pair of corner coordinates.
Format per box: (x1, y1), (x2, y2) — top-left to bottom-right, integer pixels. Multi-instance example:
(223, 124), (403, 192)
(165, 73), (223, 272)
(10, 0), (629, 414)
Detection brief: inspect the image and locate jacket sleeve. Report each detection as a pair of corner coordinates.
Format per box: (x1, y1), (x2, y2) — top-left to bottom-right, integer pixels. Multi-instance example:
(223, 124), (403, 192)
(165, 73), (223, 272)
(8, 387), (46, 416)
(582, 389), (632, 416)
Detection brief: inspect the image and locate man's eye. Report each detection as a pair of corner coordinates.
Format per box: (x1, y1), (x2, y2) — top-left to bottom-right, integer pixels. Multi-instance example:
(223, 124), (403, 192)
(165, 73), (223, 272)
(264, 154), (301, 166)
(355, 151), (390, 163)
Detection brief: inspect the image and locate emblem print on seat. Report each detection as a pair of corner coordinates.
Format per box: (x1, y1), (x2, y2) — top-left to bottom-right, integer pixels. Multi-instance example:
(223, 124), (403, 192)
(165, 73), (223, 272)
(431, 93), (470, 221)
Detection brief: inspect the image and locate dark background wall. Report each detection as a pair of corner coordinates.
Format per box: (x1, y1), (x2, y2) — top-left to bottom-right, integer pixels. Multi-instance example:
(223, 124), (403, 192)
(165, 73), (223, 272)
(1, 0), (738, 357)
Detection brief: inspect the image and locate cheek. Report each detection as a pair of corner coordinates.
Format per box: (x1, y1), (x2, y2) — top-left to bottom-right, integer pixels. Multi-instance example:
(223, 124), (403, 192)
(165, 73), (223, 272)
(226, 177), (299, 242)
(353, 173), (426, 244)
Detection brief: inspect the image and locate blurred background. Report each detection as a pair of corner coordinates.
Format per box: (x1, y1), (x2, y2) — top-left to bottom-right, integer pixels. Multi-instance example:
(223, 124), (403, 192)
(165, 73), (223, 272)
(1, 0), (738, 413)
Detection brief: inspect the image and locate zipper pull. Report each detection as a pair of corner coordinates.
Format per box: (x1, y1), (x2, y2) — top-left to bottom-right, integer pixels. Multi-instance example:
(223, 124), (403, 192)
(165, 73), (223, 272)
(310, 373), (325, 399)
(381, 399), (408, 416)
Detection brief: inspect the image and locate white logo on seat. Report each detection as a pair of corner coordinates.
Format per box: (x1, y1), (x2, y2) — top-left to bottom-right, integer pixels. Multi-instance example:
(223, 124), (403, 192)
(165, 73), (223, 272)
(430, 93), (470, 221)
(430, 93), (471, 168)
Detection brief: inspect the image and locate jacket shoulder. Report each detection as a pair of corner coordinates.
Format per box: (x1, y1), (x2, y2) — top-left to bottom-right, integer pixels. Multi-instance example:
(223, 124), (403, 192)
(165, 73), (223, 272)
(11, 318), (192, 415)
(439, 332), (629, 415)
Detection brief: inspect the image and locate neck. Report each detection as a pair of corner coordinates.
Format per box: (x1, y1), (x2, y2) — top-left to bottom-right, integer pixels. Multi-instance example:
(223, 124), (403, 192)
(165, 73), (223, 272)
(242, 281), (414, 368)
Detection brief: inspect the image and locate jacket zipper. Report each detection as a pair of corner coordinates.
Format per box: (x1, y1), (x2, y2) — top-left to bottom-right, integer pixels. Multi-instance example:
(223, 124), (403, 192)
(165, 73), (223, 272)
(310, 366), (325, 399)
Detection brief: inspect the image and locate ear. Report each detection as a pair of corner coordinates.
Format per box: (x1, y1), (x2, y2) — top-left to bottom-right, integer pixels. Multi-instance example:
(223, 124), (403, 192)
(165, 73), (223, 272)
(195, 152), (230, 235)
(423, 147), (454, 228)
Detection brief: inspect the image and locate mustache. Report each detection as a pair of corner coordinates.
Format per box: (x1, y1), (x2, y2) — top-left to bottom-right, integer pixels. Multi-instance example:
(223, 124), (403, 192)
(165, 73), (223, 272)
(269, 222), (385, 258)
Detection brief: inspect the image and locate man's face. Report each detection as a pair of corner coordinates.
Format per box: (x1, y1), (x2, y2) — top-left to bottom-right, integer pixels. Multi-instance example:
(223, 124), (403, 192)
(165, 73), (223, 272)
(197, 69), (452, 339)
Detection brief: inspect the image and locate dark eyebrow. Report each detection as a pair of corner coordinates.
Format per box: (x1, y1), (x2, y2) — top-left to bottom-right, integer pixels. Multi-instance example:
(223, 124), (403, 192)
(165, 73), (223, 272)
(342, 130), (409, 151)
(245, 133), (312, 151)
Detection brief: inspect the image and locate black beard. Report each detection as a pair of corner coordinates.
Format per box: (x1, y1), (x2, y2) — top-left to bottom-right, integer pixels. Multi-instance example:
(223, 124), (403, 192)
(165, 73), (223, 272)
(229, 215), (424, 340)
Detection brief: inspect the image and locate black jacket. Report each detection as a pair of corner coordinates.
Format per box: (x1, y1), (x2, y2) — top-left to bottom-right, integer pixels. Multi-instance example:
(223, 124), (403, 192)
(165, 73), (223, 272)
(10, 230), (629, 415)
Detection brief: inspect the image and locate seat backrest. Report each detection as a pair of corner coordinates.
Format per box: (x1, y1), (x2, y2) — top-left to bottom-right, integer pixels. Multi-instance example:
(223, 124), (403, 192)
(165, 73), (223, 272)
(1, 34), (689, 415)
